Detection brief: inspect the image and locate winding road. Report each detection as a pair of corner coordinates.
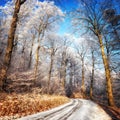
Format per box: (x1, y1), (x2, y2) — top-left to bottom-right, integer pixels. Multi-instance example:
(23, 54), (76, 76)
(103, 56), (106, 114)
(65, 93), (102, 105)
(19, 99), (111, 120)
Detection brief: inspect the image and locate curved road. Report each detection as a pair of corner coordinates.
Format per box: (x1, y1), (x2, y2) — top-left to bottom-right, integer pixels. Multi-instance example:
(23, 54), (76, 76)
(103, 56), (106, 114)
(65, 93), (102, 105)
(19, 99), (111, 120)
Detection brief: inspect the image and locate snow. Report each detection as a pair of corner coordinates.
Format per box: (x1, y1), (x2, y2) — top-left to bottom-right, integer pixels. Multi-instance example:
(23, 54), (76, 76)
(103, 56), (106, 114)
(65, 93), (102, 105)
(68, 99), (111, 120)
(19, 99), (74, 120)
(19, 99), (111, 120)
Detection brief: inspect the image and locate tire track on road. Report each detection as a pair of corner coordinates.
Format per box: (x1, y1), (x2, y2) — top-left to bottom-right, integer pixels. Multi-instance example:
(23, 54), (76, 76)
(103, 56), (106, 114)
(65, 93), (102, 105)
(58, 100), (82, 120)
(43, 99), (77, 120)
(19, 99), (80, 120)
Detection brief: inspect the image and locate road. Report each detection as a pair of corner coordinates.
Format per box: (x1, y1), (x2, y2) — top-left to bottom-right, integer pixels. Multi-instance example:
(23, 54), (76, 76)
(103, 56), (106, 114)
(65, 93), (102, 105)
(19, 99), (111, 120)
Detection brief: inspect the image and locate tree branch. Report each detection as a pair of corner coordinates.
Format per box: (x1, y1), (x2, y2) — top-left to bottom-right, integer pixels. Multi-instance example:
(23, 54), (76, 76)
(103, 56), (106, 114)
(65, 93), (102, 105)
(20, 0), (27, 5)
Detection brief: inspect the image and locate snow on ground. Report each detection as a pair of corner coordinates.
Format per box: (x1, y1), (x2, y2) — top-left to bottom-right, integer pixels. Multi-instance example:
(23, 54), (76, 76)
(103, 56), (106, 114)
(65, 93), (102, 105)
(68, 99), (111, 120)
(18, 99), (112, 120)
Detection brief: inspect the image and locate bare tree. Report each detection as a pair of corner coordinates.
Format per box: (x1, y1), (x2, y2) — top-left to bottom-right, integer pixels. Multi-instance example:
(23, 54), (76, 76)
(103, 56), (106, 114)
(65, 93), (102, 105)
(90, 50), (95, 99)
(85, 36), (100, 100)
(72, 0), (115, 106)
(28, 33), (35, 69)
(27, 2), (64, 83)
(60, 35), (73, 92)
(75, 40), (88, 98)
(45, 34), (60, 94)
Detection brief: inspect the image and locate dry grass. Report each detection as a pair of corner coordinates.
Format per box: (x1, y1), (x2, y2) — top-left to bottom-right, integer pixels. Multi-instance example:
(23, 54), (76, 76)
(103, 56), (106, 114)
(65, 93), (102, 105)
(0, 93), (69, 119)
(72, 92), (89, 99)
(73, 92), (83, 98)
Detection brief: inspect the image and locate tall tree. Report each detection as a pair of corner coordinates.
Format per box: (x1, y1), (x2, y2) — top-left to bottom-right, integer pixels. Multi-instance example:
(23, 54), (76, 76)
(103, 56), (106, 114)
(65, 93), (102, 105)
(60, 35), (73, 92)
(28, 33), (35, 69)
(85, 36), (101, 100)
(75, 39), (88, 98)
(25, 1), (64, 83)
(45, 34), (61, 94)
(0, 0), (27, 90)
(90, 50), (95, 99)
(72, 0), (115, 106)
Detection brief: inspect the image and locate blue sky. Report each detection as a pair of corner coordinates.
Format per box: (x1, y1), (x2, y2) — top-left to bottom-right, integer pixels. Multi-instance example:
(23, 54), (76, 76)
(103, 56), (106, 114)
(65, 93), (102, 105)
(58, 17), (71, 35)
(56, 0), (78, 35)
(0, 0), (8, 6)
(56, 0), (78, 11)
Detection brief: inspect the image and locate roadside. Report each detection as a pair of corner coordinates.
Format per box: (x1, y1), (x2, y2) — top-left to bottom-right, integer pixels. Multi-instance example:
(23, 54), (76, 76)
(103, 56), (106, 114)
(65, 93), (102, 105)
(98, 103), (120, 120)
(0, 93), (69, 120)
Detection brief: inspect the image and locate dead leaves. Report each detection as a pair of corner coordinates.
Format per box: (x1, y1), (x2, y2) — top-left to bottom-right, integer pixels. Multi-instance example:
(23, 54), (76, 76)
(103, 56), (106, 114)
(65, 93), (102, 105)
(0, 93), (69, 119)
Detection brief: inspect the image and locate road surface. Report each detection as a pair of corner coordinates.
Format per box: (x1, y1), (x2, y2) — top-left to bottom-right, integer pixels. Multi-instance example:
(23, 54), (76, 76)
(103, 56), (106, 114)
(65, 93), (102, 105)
(19, 99), (111, 120)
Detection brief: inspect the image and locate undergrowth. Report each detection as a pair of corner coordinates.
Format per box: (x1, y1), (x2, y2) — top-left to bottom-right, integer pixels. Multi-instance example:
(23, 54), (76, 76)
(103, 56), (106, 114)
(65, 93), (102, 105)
(0, 93), (69, 119)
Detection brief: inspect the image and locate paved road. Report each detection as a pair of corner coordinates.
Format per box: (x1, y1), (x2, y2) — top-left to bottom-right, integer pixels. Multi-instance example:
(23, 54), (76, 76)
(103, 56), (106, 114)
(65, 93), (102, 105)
(19, 99), (111, 120)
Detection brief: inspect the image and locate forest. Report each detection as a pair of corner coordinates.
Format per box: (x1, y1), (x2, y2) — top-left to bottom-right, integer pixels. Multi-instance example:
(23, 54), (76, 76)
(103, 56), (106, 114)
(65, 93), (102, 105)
(0, 0), (120, 119)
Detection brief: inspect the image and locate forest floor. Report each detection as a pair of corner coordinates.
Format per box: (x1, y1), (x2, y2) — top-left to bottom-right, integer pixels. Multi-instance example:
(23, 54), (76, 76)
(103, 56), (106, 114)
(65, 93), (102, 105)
(0, 93), (120, 120)
(0, 71), (119, 120)
(98, 103), (120, 120)
(0, 92), (69, 120)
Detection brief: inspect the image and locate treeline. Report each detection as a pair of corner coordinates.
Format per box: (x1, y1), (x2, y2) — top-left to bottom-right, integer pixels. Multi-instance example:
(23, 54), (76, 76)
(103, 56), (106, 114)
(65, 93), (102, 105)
(0, 0), (119, 107)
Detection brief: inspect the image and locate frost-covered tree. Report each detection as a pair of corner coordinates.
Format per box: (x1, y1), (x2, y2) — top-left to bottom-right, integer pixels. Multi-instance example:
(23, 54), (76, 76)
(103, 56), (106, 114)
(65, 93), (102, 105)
(72, 0), (116, 106)
(59, 35), (74, 91)
(43, 33), (62, 93)
(0, 0), (27, 90)
(22, 1), (64, 82)
(74, 38), (88, 97)
(0, 0), (64, 90)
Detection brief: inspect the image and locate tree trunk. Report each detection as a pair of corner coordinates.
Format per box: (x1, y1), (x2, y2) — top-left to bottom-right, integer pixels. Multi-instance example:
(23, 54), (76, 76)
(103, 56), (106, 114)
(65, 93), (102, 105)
(21, 40), (26, 70)
(13, 35), (18, 52)
(34, 30), (42, 83)
(0, 0), (26, 90)
(60, 51), (67, 90)
(73, 64), (76, 87)
(81, 58), (85, 97)
(34, 45), (40, 83)
(97, 34), (115, 107)
(28, 36), (35, 68)
(90, 50), (95, 99)
(34, 24), (46, 83)
(47, 49), (54, 94)
(69, 63), (73, 88)
(59, 51), (67, 96)
(104, 36), (110, 66)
